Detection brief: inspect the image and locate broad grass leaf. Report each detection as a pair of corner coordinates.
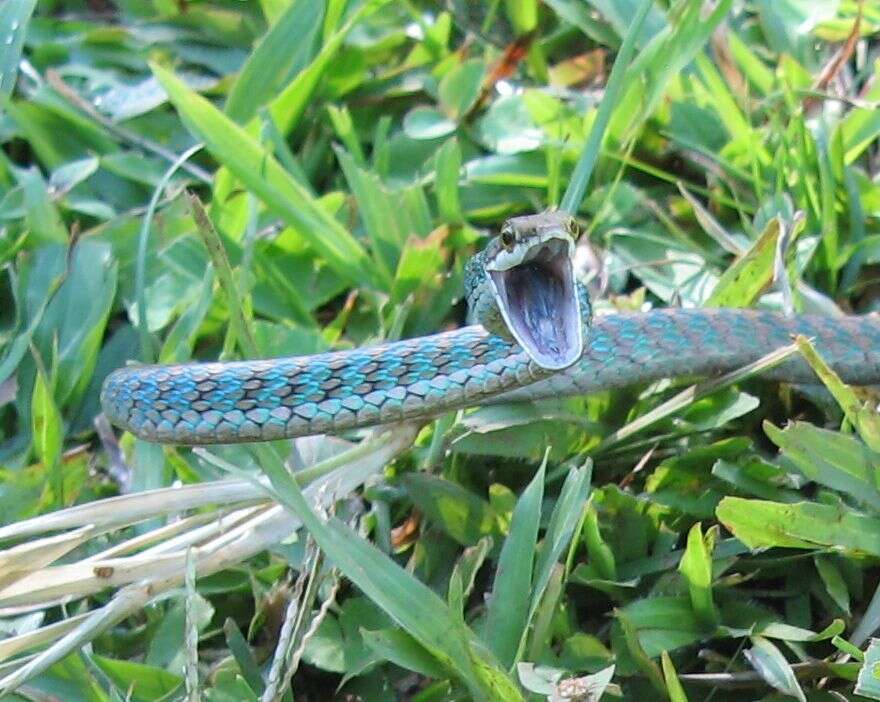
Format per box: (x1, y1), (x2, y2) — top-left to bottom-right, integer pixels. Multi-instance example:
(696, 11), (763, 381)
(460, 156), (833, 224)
(705, 216), (793, 307)
(448, 536), (493, 618)
(438, 59), (485, 120)
(36, 240), (117, 407)
(484, 463), (544, 668)
(0, 0), (37, 99)
(361, 628), (448, 679)
(744, 636), (806, 702)
(92, 655), (184, 702)
(225, 0), (324, 123)
(792, 336), (880, 453)
(717, 497), (880, 555)
(31, 367), (61, 480)
(14, 166), (67, 244)
(764, 420), (880, 511)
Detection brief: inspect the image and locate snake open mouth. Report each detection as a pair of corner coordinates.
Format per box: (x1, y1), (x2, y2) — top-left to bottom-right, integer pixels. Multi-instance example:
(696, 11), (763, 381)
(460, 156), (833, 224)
(488, 236), (583, 370)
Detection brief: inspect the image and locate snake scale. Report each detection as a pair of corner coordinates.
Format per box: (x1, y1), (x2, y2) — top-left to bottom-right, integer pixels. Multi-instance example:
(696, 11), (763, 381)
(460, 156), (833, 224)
(101, 212), (880, 445)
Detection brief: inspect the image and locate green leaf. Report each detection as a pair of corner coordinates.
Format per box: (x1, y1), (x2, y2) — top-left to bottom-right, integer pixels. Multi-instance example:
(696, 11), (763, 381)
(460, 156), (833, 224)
(37, 240), (118, 407)
(225, 0), (324, 123)
(705, 215), (797, 307)
(151, 63), (384, 290)
(92, 655), (183, 702)
(448, 536), (493, 617)
(757, 619), (845, 642)
(716, 497), (880, 556)
(335, 146), (406, 279)
(327, 104), (366, 166)
(678, 523), (718, 628)
(31, 365), (62, 476)
(267, 0), (393, 136)
(504, 0), (537, 34)
(764, 420), (880, 511)
(531, 462), (591, 617)
(661, 651), (689, 702)
(814, 556), (851, 616)
(435, 138), (463, 224)
(484, 463), (544, 668)
(403, 106), (457, 140)
(856, 638), (880, 700)
(792, 336), (880, 453)
(744, 636), (806, 702)
(438, 59), (486, 120)
(361, 628), (448, 680)
(158, 264), (215, 364)
(14, 165), (68, 244)
(223, 619), (264, 696)
(0, 0), (37, 99)
(581, 503), (617, 582)
(402, 473), (498, 546)
(560, 0), (655, 213)
(392, 229), (447, 304)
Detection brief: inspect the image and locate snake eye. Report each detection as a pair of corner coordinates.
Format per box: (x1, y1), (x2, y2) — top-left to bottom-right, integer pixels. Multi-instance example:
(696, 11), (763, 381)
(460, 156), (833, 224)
(568, 217), (580, 238)
(500, 227), (515, 249)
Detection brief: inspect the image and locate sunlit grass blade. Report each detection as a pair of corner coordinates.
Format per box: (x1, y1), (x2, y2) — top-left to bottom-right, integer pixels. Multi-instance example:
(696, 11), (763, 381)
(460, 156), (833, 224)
(187, 193), (258, 358)
(678, 523), (718, 628)
(267, 0), (393, 136)
(152, 63), (385, 291)
(559, 0), (653, 214)
(224, 0), (324, 124)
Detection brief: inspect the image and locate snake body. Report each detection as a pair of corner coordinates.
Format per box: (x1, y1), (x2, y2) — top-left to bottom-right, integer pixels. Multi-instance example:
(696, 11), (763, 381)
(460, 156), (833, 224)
(101, 212), (880, 445)
(101, 309), (880, 445)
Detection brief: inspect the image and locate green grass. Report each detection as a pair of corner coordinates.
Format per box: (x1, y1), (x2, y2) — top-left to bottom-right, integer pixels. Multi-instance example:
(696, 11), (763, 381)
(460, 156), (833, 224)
(1, 1), (880, 700)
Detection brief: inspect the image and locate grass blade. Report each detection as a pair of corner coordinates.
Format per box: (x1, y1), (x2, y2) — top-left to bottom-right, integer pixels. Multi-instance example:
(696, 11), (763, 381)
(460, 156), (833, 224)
(0, 0), (37, 100)
(152, 63), (385, 291)
(484, 463), (544, 668)
(225, 0), (324, 124)
(560, 0), (658, 214)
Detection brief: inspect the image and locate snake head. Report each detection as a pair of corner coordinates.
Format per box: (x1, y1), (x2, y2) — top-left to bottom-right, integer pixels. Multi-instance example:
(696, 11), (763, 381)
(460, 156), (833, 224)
(484, 211), (584, 370)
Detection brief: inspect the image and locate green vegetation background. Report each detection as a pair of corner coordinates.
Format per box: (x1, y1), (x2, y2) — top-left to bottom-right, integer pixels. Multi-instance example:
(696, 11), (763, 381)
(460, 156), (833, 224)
(2, 0), (880, 700)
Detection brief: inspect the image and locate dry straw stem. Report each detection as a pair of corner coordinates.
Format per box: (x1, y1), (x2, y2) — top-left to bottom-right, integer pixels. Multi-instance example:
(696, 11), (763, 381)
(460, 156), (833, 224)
(0, 425), (418, 695)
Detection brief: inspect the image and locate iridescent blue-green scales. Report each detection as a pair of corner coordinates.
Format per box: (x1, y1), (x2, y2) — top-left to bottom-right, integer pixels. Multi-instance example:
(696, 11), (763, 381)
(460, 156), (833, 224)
(102, 308), (880, 445)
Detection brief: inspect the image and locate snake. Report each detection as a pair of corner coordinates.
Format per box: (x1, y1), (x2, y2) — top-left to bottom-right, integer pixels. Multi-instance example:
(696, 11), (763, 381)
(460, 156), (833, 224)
(101, 211), (880, 445)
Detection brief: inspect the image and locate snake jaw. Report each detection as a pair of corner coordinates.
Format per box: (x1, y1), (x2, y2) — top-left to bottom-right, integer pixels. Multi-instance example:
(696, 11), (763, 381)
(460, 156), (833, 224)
(486, 233), (583, 370)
